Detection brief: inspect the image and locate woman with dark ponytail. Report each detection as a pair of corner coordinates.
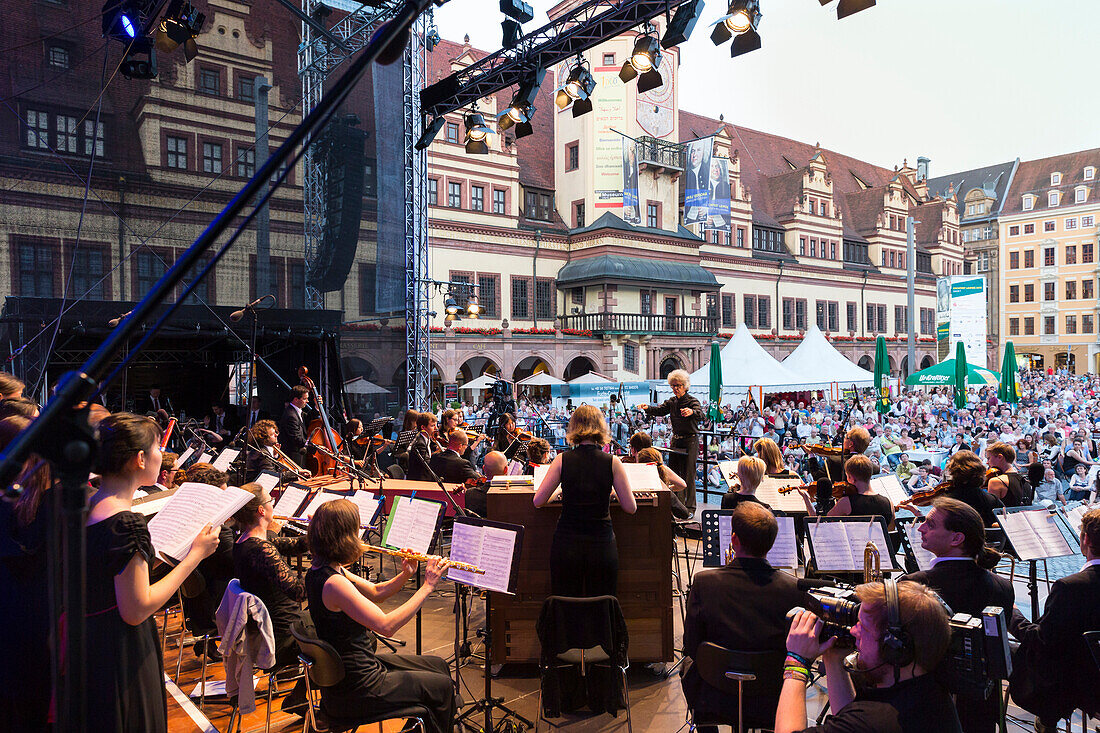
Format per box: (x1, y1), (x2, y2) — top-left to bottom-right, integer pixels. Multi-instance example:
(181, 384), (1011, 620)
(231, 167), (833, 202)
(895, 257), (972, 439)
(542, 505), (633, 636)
(904, 496), (1012, 733)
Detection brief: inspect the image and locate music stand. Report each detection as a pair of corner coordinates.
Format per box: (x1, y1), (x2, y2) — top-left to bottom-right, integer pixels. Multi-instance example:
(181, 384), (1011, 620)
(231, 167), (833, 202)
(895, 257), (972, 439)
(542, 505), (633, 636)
(448, 516), (528, 732)
(995, 506), (1077, 616)
(701, 509), (800, 569)
(893, 516), (936, 572)
(803, 515), (899, 579)
(393, 429), (418, 457)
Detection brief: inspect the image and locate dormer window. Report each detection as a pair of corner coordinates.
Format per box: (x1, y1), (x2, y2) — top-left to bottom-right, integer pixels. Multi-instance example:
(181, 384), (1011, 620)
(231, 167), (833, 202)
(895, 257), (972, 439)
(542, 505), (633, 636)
(1051, 172), (1062, 185)
(1048, 191), (1059, 207)
(1076, 186), (1088, 204)
(1086, 166), (1096, 181)
(1023, 195), (1034, 211)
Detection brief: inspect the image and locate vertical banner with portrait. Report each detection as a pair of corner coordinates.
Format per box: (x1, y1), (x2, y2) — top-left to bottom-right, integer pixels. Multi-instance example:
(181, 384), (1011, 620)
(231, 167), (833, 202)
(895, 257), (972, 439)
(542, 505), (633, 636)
(683, 136), (714, 225)
(705, 156), (731, 233)
(621, 137), (640, 224)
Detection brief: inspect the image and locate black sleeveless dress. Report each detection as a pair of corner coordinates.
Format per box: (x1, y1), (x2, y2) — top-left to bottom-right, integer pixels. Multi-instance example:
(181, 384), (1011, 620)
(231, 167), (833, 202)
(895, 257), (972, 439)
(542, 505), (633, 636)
(550, 444), (618, 597)
(304, 564), (455, 733)
(847, 492), (895, 526)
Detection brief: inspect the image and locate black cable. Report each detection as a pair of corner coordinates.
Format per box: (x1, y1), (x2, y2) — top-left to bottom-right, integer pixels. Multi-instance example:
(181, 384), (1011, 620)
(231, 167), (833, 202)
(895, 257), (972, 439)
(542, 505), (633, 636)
(0, 40), (112, 103)
(0, 13), (101, 54)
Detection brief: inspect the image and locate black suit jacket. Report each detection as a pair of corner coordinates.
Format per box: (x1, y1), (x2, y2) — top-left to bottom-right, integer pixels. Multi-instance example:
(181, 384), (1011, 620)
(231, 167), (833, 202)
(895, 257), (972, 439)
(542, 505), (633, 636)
(428, 449), (480, 484)
(681, 557), (808, 723)
(1009, 564), (1100, 720)
(140, 394), (173, 415)
(278, 405), (307, 461)
(905, 559), (1014, 617)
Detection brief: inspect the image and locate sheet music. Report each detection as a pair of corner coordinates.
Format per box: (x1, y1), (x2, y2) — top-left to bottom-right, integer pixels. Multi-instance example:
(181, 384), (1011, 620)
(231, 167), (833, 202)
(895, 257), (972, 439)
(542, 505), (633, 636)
(904, 522), (937, 571)
(871, 474), (910, 507)
(176, 446), (195, 465)
(533, 464), (551, 491)
(301, 491), (343, 519)
(807, 519), (892, 572)
(132, 487), (179, 517)
(147, 482), (252, 560)
(211, 448), (239, 472)
(348, 491), (382, 527)
(383, 496), (441, 555)
(254, 471), (281, 492)
(447, 521), (519, 593)
(755, 477), (810, 513)
(716, 514), (797, 568)
(999, 509), (1074, 561)
(621, 463), (662, 492)
(196, 452), (211, 465)
(717, 460), (738, 491)
(272, 486), (308, 518)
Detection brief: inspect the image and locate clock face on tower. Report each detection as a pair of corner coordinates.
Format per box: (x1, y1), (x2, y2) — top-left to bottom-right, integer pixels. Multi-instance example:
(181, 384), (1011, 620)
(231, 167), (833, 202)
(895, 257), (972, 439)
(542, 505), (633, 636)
(637, 69), (675, 138)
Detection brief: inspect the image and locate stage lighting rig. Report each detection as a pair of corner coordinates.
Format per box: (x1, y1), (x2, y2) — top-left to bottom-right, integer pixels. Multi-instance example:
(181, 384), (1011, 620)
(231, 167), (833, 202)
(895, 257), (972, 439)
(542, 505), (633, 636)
(501, 0), (535, 50)
(711, 0), (761, 58)
(819, 0), (875, 20)
(619, 26), (663, 93)
(155, 0), (205, 61)
(498, 68), (545, 139)
(120, 37), (158, 79)
(444, 293), (461, 315)
(555, 56), (596, 117)
(466, 294), (481, 318)
(661, 0), (705, 48)
(464, 107), (493, 154)
(102, 0), (144, 42)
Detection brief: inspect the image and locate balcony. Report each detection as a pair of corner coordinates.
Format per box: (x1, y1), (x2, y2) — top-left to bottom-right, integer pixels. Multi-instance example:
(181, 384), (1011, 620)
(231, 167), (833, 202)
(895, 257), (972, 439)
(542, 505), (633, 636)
(558, 312), (718, 335)
(635, 136), (685, 173)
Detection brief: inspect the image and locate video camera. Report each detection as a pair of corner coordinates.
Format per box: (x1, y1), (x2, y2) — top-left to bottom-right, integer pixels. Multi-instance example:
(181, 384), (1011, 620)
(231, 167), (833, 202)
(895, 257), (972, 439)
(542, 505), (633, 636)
(793, 586), (1012, 697)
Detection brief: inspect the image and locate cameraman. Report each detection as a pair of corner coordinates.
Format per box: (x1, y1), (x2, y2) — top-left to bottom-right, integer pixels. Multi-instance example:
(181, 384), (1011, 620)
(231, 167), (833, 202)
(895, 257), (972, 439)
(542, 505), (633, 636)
(776, 581), (961, 733)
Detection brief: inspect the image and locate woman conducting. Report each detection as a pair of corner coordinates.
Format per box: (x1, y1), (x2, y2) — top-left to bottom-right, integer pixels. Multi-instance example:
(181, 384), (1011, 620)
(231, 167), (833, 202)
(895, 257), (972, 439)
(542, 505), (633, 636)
(637, 370), (703, 514)
(533, 405), (636, 597)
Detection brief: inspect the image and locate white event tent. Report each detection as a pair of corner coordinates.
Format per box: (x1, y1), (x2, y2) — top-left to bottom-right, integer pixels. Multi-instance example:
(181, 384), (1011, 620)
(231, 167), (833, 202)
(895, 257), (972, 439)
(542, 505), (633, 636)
(566, 371), (615, 384)
(780, 324), (876, 389)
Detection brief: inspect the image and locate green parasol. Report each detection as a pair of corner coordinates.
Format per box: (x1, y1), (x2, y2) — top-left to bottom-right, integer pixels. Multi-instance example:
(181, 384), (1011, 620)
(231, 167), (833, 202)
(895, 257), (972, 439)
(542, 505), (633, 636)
(873, 335), (890, 414)
(998, 342), (1019, 404)
(904, 359), (999, 387)
(707, 340), (723, 420)
(953, 340), (967, 409)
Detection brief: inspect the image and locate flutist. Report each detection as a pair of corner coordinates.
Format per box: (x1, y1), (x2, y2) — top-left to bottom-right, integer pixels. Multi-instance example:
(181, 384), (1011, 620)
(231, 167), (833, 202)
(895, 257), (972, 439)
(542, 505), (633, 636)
(637, 369), (703, 514)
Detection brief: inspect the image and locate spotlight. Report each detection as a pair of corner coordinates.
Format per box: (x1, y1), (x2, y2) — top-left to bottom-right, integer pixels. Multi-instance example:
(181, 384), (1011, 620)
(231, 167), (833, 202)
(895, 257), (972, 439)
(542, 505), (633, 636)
(711, 0), (761, 58)
(444, 293), (460, 315)
(554, 58), (596, 116)
(102, 0), (144, 42)
(619, 30), (663, 93)
(155, 0), (205, 61)
(120, 38), (158, 79)
(498, 69), (545, 139)
(425, 25), (441, 52)
(467, 294), (481, 317)
(820, 0), (875, 19)
(500, 0), (534, 49)
(464, 111), (493, 154)
(661, 0), (705, 49)
(415, 116), (446, 150)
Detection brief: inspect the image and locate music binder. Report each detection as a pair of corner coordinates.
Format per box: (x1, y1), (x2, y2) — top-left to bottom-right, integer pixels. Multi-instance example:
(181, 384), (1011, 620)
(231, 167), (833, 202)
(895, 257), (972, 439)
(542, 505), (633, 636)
(211, 448), (240, 472)
(446, 516), (524, 594)
(805, 515), (898, 573)
(253, 469), (281, 492)
(381, 495), (445, 556)
(995, 506), (1075, 561)
(701, 509), (798, 569)
(894, 516), (936, 572)
(147, 482), (253, 561)
(271, 484), (310, 518)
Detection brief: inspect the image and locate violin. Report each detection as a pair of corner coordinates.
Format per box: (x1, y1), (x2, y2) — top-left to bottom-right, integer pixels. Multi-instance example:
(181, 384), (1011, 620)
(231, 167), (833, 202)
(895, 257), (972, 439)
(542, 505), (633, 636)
(778, 479), (858, 499)
(896, 479), (954, 510)
(790, 442), (845, 458)
(354, 434), (394, 449)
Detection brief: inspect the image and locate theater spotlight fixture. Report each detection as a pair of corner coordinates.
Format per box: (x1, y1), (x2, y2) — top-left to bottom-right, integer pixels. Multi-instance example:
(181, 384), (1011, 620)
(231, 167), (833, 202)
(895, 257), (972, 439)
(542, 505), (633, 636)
(425, 23), (441, 52)
(819, 0), (875, 20)
(555, 57), (596, 117)
(500, 0), (534, 49)
(102, 0), (142, 42)
(711, 0), (762, 58)
(464, 110), (493, 154)
(120, 37), (158, 79)
(466, 294), (481, 318)
(444, 293), (461, 315)
(414, 115), (446, 150)
(619, 27), (663, 94)
(498, 69), (545, 139)
(661, 0), (705, 48)
(155, 0), (205, 61)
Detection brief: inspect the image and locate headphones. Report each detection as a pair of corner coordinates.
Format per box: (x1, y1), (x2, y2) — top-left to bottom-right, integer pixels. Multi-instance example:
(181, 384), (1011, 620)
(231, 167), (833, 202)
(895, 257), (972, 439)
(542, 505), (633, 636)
(879, 578), (914, 669)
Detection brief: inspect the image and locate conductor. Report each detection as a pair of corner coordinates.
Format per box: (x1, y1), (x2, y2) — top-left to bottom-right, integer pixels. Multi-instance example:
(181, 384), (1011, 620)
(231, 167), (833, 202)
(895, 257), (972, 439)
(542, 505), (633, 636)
(638, 369), (703, 514)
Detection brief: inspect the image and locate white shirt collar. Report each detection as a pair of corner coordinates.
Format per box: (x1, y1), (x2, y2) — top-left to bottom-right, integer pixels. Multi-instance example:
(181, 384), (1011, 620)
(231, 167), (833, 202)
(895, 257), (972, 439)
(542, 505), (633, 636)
(930, 556), (973, 567)
(1084, 558), (1100, 570)
(290, 402), (302, 417)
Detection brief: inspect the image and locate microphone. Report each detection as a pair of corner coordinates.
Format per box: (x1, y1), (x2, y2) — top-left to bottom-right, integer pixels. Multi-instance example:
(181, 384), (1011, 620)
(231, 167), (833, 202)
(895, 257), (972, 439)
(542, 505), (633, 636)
(107, 310), (132, 327)
(229, 294), (275, 322)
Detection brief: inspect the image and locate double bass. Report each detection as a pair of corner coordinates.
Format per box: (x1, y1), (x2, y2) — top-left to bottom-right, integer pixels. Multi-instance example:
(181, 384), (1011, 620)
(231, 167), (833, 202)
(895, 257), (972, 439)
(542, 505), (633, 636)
(298, 366), (344, 477)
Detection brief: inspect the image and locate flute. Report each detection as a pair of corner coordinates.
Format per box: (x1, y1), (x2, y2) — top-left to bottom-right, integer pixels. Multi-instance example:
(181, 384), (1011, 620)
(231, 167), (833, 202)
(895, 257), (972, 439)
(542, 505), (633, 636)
(363, 543), (485, 575)
(274, 514), (373, 527)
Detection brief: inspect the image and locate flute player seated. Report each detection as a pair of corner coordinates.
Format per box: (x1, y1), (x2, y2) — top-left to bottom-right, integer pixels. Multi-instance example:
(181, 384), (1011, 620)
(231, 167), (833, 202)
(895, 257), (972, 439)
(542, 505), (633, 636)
(305, 499), (456, 733)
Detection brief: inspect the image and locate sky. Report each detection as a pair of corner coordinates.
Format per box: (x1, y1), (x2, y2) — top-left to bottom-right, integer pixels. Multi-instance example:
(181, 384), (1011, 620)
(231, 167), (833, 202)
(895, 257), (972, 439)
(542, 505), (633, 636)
(432, 0), (1100, 177)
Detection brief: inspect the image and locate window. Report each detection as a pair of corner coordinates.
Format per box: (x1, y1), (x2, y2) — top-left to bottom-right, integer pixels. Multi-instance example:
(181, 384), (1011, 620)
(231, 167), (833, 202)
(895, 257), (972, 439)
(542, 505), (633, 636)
(848, 302), (858, 333)
(1044, 220), (1056, 232)
(810, 239), (816, 257)
(1052, 172), (1062, 185)
(1024, 223), (1035, 234)
(1066, 280), (1076, 300)
(1067, 245), (1077, 264)
(831, 241), (837, 259)
(815, 300), (826, 330)
(1009, 251), (1019, 269)
(1067, 315), (1078, 334)
(524, 191), (552, 220)
(471, 185), (484, 211)
(134, 249), (166, 297)
(920, 307), (934, 335)
(511, 277), (530, 319)
(1084, 215), (1095, 227)
(757, 295), (771, 329)
(202, 142), (222, 173)
(166, 135), (187, 169)
(1009, 284), (1019, 303)
(890, 251), (896, 269)
(286, 260), (305, 309)
(706, 293), (718, 320)
(445, 122), (460, 144)
(237, 75), (255, 102)
(24, 109), (49, 149)
(1024, 317), (1035, 335)
(1085, 314), (1095, 334)
(1023, 195), (1034, 210)
(799, 237), (806, 256)
(647, 202), (659, 228)
(47, 45), (69, 69)
(70, 247), (107, 300)
(1085, 279), (1095, 299)
(1086, 166), (1096, 181)
(1044, 282), (1056, 301)
(236, 147), (254, 177)
(448, 181), (461, 208)
(1024, 249), (1034, 268)
(736, 228), (744, 247)
(535, 278), (555, 320)
(602, 52), (615, 65)
(477, 274), (499, 318)
(793, 299), (806, 330)
(1009, 318), (1019, 336)
(894, 305), (907, 332)
(1009, 225), (1020, 236)
(744, 295), (757, 328)
(640, 290), (653, 315)
(573, 201), (584, 228)
(721, 294), (735, 327)
(1075, 187), (1087, 204)
(84, 120), (104, 157)
(56, 114), (76, 153)
(1067, 217), (1078, 230)
(1049, 192), (1060, 207)
(16, 239), (56, 297)
(977, 251), (989, 272)
(623, 342), (637, 373)
(428, 178), (438, 206)
(199, 68), (221, 96)
(492, 189), (506, 214)
(1024, 283), (1034, 302)
(566, 143), (579, 171)
(783, 298), (794, 330)
(1044, 316), (1055, 335)
(1044, 248), (1055, 266)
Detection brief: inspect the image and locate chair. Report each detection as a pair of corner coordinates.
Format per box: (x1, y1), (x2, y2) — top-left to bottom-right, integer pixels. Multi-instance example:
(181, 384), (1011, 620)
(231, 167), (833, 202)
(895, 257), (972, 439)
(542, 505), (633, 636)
(689, 642), (786, 733)
(173, 570), (221, 694)
(290, 622), (428, 733)
(535, 595), (632, 733)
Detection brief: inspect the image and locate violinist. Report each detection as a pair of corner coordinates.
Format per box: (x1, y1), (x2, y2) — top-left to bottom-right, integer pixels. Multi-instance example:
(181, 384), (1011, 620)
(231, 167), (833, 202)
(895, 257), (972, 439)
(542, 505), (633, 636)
(935, 451), (1003, 528)
(441, 408), (485, 461)
(984, 442), (1032, 507)
(406, 412), (438, 482)
(343, 419), (369, 464)
(492, 413), (525, 461)
(807, 426), (875, 484)
(796, 454), (894, 530)
(754, 438), (797, 479)
(637, 369), (703, 514)
(721, 455), (769, 511)
(428, 429), (481, 485)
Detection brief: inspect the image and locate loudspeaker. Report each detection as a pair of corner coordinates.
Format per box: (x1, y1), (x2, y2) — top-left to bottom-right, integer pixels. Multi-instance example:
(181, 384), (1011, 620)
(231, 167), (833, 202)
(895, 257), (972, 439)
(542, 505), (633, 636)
(309, 113), (365, 292)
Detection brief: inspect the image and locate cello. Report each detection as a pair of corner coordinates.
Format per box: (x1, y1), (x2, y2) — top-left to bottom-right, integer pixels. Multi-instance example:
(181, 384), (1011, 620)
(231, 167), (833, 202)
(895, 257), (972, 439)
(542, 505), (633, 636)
(298, 366), (344, 477)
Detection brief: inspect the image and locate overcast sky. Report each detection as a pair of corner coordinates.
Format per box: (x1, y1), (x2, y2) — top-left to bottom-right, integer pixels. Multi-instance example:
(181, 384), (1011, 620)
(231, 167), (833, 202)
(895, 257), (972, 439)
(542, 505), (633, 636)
(432, 0), (1100, 176)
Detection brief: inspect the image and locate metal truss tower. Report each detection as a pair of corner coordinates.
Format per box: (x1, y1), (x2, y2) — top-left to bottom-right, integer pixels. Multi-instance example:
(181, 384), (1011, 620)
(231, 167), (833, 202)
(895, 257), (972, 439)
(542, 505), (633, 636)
(299, 0), (430, 408)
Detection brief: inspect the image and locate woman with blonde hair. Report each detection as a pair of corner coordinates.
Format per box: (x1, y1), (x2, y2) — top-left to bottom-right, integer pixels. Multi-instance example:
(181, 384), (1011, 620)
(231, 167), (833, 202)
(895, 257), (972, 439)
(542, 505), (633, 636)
(754, 437), (796, 478)
(534, 404), (636, 596)
(720, 455), (770, 510)
(638, 369), (703, 513)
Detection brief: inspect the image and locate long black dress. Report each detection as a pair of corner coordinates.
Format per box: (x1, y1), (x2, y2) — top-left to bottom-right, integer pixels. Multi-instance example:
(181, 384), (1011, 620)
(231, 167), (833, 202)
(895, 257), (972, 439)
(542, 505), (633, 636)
(234, 534), (312, 665)
(304, 564), (455, 733)
(86, 511), (168, 733)
(550, 444), (618, 597)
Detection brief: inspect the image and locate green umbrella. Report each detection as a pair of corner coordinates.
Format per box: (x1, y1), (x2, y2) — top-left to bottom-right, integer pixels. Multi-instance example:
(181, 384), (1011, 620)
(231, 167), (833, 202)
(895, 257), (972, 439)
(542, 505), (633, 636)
(953, 341), (968, 409)
(707, 340), (723, 421)
(904, 358), (1000, 387)
(873, 335), (890, 414)
(998, 342), (1019, 405)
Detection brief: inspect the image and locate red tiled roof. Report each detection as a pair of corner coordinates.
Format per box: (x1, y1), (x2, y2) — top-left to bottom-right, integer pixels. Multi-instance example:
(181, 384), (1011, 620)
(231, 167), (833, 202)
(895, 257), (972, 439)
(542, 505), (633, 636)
(1002, 147), (1100, 215)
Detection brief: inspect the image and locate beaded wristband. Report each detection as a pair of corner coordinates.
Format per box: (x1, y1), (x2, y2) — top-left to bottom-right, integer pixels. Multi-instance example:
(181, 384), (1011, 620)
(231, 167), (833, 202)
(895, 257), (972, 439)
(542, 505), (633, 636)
(783, 669), (809, 683)
(786, 652), (812, 668)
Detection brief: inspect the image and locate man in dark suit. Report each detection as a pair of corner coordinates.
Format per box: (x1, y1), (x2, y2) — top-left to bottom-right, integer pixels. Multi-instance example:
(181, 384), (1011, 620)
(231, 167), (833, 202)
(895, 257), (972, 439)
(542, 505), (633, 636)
(904, 498), (1013, 733)
(243, 395), (271, 429)
(141, 387), (173, 415)
(1009, 507), (1100, 731)
(681, 502), (808, 732)
(428, 429), (481, 484)
(208, 402), (240, 442)
(278, 385), (310, 468)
